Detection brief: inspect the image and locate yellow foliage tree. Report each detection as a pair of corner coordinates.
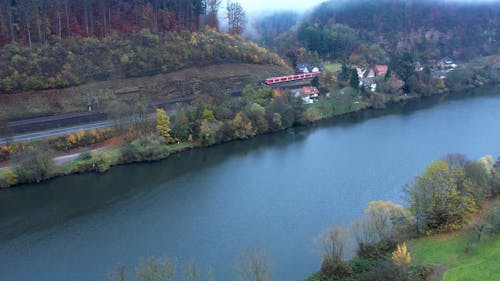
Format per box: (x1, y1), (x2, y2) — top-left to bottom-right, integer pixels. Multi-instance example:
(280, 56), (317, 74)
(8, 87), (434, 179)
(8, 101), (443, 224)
(392, 242), (411, 267)
(156, 108), (174, 143)
(76, 130), (85, 141)
(67, 134), (77, 145)
(232, 112), (255, 139)
(202, 109), (215, 121)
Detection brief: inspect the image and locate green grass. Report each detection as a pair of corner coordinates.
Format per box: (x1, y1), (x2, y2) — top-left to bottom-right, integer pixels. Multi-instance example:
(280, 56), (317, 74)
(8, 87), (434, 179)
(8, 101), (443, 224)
(307, 98), (370, 121)
(167, 142), (194, 152)
(323, 63), (342, 73)
(410, 232), (500, 281)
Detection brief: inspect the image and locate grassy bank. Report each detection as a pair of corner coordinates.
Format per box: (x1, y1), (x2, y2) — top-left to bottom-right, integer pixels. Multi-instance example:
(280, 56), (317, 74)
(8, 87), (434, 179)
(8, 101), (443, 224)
(410, 200), (500, 281)
(307, 98), (371, 121)
(410, 232), (500, 281)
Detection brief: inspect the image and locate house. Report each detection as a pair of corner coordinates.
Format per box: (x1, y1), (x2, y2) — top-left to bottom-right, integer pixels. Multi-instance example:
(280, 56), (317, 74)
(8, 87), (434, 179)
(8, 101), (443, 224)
(296, 64), (310, 74)
(432, 70), (447, 79)
(365, 68), (375, 78)
(373, 65), (388, 76)
(295, 86), (319, 104)
(415, 62), (424, 72)
(361, 77), (377, 92)
(356, 68), (366, 80)
(437, 57), (457, 71)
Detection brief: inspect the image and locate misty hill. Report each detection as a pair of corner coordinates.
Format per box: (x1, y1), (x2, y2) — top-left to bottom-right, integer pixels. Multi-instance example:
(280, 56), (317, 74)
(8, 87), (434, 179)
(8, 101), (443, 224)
(267, 0), (499, 65)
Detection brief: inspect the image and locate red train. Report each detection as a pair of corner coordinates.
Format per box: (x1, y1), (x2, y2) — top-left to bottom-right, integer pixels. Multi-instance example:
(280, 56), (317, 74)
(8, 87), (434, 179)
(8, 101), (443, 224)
(265, 71), (321, 85)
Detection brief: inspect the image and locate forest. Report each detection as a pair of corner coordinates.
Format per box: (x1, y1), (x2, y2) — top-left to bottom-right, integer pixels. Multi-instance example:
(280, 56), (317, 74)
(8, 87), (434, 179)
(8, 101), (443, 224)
(0, 0), (212, 47)
(264, 0), (499, 65)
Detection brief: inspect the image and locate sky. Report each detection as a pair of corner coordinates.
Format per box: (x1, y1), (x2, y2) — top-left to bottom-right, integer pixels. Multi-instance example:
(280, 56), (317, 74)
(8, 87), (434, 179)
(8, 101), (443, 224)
(233, 0), (326, 13)
(232, 0), (499, 14)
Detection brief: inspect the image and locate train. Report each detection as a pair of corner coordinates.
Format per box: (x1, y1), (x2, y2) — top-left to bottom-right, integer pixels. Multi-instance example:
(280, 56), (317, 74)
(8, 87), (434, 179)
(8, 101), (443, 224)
(264, 71), (321, 85)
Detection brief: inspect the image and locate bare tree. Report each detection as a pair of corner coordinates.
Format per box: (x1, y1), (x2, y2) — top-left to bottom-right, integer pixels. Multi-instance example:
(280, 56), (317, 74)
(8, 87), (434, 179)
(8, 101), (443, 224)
(207, 0), (221, 30)
(135, 257), (177, 281)
(226, 1), (245, 35)
(235, 247), (271, 281)
(315, 225), (347, 261)
(182, 261), (200, 281)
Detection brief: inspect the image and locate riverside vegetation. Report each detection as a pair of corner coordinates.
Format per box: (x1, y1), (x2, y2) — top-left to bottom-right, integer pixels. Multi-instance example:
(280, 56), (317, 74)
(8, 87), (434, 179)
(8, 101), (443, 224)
(305, 153), (500, 281)
(99, 154), (500, 281)
(0, 85), (307, 187)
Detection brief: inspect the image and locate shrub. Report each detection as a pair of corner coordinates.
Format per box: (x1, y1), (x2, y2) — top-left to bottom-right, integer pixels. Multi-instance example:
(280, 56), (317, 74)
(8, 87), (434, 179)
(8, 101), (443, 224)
(120, 135), (170, 163)
(486, 202), (500, 233)
(320, 256), (352, 279)
(356, 239), (398, 260)
(73, 151), (111, 173)
(392, 242), (411, 267)
(51, 129), (114, 151)
(3, 169), (19, 187)
(14, 145), (53, 184)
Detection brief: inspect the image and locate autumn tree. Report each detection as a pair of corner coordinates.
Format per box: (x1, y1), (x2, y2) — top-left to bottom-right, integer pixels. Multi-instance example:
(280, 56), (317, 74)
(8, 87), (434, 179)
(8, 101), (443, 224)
(232, 111), (254, 139)
(226, 1), (245, 35)
(156, 108), (174, 143)
(404, 160), (471, 234)
(392, 242), (411, 267)
(352, 200), (413, 246)
(199, 119), (219, 146)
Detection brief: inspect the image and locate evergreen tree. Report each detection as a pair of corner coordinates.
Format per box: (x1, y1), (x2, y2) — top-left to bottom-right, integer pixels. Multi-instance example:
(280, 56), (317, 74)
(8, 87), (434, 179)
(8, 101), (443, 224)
(350, 68), (359, 89)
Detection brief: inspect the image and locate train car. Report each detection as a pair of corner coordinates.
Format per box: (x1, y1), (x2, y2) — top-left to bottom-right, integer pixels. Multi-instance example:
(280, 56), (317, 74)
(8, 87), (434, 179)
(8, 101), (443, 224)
(264, 71), (321, 85)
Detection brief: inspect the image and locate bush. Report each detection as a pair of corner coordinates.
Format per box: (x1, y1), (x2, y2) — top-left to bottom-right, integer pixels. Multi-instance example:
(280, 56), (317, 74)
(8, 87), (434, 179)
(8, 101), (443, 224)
(356, 239), (398, 260)
(14, 145), (53, 184)
(3, 169), (19, 187)
(120, 135), (170, 163)
(73, 151), (111, 173)
(320, 256), (352, 279)
(51, 129), (114, 151)
(486, 202), (500, 233)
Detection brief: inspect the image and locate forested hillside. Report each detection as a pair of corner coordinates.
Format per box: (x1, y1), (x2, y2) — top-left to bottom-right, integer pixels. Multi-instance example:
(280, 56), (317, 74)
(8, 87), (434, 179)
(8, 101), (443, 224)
(0, 28), (285, 94)
(269, 0), (499, 65)
(0, 0), (286, 94)
(0, 0), (210, 46)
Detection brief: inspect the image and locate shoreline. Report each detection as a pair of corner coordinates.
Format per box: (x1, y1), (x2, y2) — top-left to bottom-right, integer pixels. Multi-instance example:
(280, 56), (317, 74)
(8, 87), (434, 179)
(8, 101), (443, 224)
(1, 82), (499, 189)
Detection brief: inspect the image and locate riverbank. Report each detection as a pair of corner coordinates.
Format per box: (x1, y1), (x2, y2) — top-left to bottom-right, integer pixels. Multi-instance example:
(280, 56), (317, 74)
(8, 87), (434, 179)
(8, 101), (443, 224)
(1, 81), (499, 189)
(2, 92), (500, 281)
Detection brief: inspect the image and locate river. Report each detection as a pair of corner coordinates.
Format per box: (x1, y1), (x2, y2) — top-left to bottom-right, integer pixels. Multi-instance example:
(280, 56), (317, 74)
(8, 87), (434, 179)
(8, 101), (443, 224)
(0, 85), (499, 281)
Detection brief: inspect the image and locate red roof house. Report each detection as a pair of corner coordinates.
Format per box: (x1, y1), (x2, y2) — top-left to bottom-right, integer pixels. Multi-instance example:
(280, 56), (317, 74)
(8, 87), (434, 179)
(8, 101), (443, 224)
(299, 87), (319, 96)
(374, 65), (388, 76)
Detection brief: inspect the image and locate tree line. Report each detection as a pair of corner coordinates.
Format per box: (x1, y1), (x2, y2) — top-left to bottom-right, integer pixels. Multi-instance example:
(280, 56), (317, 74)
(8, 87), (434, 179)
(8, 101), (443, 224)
(0, 0), (218, 47)
(309, 0), (499, 59)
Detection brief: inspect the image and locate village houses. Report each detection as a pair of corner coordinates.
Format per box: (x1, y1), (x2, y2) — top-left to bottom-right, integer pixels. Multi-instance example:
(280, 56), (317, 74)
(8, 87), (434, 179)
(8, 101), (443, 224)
(357, 65), (388, 92)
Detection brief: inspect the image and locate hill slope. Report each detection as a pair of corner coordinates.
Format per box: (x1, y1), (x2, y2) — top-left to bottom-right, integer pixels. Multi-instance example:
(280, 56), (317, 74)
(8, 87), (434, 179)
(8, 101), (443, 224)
(0, 63), (291, 120)
(0, 28), (287, 95)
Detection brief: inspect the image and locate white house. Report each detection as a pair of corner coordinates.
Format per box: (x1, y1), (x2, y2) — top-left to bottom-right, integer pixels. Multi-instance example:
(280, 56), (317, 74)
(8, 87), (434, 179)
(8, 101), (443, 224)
(295, 86), (319, 104)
